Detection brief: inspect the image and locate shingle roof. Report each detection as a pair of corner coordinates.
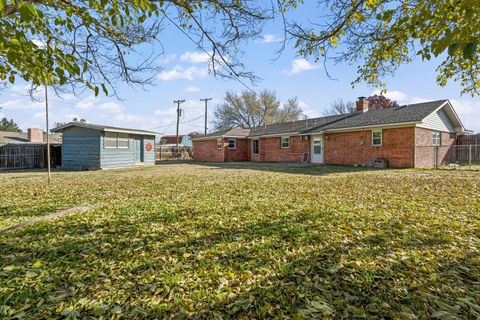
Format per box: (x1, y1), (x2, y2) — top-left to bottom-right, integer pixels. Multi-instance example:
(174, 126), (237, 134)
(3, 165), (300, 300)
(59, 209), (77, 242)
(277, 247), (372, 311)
(303, 100), (448, 133)
(249, 114), (347, 137)
(192, 100), (450, 139)
(51, 122), (157, 135)
(196, 128), (252, 139)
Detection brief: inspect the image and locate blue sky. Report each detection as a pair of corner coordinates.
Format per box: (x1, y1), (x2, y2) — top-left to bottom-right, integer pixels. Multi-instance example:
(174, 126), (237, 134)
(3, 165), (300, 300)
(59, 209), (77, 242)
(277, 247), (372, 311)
(1, 2), (479, 135)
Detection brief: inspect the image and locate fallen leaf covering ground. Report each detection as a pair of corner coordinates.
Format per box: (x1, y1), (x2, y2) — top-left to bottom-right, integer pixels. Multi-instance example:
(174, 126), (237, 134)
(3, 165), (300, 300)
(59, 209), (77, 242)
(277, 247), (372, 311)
(0, 163), (479, 319)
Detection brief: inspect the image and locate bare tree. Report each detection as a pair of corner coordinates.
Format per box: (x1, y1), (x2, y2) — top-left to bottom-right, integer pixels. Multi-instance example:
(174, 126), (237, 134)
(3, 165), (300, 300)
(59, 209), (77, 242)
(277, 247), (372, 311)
(213, 90), (303, 131)
(323, 98), (355, 115)
(275, 97), (303, 123)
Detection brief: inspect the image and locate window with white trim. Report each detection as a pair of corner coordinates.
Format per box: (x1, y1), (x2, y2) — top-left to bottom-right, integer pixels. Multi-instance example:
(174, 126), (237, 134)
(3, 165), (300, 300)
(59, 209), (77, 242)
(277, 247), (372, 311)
(216, 138), (222, 150)
(105, 132), (118, 148)
(372, 129), (382, 146)
(228, 138), (236, 149)
(117, 133), (129, 148)
(281, 136), (290, 148)
(252, 139), (259, 155)
(432, 131), (441, 146)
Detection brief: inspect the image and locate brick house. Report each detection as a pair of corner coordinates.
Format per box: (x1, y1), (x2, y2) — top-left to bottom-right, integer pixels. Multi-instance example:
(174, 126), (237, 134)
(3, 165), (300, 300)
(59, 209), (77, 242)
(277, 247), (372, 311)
(192, 99), (466, 168)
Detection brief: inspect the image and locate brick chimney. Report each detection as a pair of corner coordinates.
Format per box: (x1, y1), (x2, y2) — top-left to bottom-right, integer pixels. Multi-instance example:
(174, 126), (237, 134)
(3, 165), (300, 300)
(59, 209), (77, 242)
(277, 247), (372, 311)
(28, 128), (44, 143)
(356, 96), (369, 112)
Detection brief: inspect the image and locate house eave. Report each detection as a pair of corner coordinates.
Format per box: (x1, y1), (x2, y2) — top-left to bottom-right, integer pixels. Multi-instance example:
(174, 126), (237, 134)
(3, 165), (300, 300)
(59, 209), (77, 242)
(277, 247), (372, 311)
(302, 121), (421, 135)
(192, 135), (249, 141)
(103, 128), (157, 136)
(248, 132), (300, 138)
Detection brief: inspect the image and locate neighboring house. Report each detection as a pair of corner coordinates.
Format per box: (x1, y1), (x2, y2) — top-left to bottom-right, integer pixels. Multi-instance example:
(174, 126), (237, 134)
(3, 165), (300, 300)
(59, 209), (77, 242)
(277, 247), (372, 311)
(52, 122), (156, 170)
(159, 135), (192, 147)
(0, 128), (62, 145)
(0, 128), (62, 170)
(192, 98), (466, 168)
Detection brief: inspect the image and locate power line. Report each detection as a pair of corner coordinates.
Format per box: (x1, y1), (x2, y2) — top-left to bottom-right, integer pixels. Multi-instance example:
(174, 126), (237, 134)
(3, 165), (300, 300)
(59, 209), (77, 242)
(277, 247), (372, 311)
(180, 114), (204, 124)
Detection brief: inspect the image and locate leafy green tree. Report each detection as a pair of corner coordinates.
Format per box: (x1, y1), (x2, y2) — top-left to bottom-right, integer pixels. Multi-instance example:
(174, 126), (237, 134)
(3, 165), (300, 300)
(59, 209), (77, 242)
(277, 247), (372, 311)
(0, 117), (22, 132)
(0, 1), (297, 96)
(213, 90), (303, 130)
(289, 0), (480, 95)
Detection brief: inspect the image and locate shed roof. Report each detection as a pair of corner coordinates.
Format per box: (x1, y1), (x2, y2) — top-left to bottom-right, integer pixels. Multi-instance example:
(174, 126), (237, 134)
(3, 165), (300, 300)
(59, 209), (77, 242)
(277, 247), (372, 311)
(51, 122), (157, 136)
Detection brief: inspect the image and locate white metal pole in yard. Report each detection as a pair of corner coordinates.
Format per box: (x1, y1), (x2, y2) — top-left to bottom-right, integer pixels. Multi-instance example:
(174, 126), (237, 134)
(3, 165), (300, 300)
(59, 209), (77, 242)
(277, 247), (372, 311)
(45, 85), (51, 184)
(469, 145), (472, 170)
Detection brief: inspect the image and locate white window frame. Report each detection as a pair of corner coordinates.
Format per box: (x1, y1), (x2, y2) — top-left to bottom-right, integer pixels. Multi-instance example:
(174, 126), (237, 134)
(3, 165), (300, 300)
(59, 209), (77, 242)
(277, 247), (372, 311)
(228, 138), (236, 150)
(252, 139), (259, 155)
(117, 133), (129, 149)
(104, 132), (118, 148)
(372, 129), (382, 146)
(216, 138), (222, 150)
(281, 136), (290, 149)
(433, 131), (441, 146)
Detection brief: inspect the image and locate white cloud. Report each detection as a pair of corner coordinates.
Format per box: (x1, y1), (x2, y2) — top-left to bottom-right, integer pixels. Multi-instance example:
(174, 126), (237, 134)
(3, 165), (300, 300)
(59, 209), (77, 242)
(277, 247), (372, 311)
(157, 65), (208, 81)
(75, 95), (96, 110)
(297, 100), (320, 118)
(282, 59), (319, 76)
(371, 89), (480, 132)
(449, 99), (480, 133)
(185, 86), (200, 93)
(260, 34), (282, 43)
(371, 90), (429, 105)
(158, 53), (176, 64)
(154, 108), (177, 116)
(98, 101), (122, 113)
(0, 98), (44, 110)
(180, 51), (211, 64)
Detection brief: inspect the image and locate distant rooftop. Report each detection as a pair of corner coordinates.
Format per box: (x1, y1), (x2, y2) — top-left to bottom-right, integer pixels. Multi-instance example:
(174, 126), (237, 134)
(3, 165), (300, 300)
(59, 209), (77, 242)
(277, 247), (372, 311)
(0, 131), (62, 145)
(51, 121), (157, 136)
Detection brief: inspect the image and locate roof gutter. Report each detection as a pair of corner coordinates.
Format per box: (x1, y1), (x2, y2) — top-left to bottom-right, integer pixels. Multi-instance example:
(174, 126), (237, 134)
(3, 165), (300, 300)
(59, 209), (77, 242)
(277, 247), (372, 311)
(301, 121), (421, 135)
(192, 135), (249, 141)
(103, 128), (156, 136)
(248, 132), (300, 138)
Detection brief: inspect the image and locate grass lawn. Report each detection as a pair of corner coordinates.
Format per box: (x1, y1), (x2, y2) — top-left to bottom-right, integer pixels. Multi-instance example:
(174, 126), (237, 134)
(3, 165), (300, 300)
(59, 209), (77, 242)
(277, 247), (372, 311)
(0, 163), (479, 319)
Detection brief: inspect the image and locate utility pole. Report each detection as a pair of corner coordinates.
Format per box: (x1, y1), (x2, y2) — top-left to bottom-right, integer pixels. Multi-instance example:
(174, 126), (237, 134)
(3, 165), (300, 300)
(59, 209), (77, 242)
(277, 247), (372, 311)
(200, 98), (212, 135)
(45, 85), (51, 184)
(174, 99), (185, 147)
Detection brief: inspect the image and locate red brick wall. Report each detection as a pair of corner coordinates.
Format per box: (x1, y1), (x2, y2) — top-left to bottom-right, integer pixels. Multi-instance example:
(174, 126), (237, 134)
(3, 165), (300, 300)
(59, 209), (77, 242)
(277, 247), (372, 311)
(225, 138), (249, 161)
(193, 138), (250, 162)
(414, 127), (456, 168)
(324, 127), (416, 168)
(193, 139), (225, 162)
(261, 136), (310, 162)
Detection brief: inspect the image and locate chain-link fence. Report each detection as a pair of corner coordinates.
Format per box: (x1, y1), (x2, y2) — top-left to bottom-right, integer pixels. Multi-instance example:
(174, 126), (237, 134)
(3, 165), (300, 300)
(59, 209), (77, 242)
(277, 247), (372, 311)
(155, 146), (193, 161)
(415, 145), (480, 170)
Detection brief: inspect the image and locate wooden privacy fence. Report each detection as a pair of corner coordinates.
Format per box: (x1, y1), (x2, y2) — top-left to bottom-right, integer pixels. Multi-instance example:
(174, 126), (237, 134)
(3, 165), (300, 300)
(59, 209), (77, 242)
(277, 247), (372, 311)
(155, 146), (193, 161)
(0, 144), (61, 170)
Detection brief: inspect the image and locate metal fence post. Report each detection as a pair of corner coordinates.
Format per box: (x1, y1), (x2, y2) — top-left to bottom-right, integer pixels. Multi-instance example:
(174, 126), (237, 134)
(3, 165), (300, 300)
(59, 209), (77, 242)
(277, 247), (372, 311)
(435, 146), (439, 169)
(469, 145), (472, 170)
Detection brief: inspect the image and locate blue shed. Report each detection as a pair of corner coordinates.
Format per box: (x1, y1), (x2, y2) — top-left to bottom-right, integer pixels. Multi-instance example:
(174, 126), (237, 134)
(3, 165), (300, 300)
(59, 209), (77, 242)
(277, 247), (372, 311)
(52, 122), (156, 170)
